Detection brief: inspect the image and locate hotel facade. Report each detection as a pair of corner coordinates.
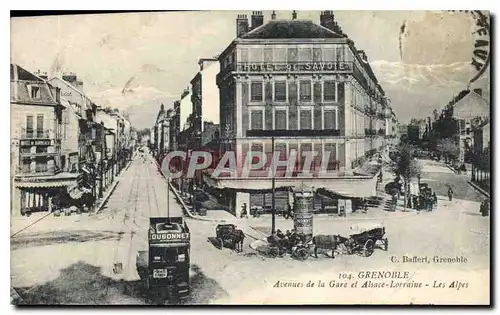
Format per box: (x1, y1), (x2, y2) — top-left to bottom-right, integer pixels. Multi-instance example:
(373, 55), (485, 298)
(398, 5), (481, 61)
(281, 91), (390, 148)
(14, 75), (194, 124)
(204, 11), (395, 216)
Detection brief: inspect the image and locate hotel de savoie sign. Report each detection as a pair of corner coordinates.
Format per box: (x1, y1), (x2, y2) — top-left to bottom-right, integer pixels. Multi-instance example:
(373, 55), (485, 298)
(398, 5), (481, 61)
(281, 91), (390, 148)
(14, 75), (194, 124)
(237, 61), (352, 72)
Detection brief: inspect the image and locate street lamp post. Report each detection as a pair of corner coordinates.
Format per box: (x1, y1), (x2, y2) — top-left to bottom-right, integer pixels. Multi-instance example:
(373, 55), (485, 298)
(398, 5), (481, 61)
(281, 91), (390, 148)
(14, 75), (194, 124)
(271, 136), (276, 235)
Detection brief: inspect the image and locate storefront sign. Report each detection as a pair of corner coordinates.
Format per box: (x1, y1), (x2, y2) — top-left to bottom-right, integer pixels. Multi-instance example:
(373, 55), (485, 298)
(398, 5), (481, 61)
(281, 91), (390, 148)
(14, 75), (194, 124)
(19, 139), (53, 146)
(238, 61), (352, 72)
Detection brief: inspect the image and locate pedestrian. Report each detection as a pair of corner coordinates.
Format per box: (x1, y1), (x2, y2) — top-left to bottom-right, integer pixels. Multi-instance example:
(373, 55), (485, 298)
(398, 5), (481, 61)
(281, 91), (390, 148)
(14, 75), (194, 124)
(432, 192), (438, 209)
(447, 187), (454, 201)
(240, 203), (248, 219)
(480, 200), (490, 217)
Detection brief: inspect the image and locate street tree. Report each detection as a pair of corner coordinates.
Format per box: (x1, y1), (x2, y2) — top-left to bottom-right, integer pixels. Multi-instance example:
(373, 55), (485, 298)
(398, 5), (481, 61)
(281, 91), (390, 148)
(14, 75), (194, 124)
(389, 143), (422, 211)
(437, 138), (460, 165)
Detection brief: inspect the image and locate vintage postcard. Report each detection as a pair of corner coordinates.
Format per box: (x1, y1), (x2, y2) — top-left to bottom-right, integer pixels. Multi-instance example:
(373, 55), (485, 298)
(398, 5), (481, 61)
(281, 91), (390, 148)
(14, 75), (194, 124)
(10, 10), (490, 305)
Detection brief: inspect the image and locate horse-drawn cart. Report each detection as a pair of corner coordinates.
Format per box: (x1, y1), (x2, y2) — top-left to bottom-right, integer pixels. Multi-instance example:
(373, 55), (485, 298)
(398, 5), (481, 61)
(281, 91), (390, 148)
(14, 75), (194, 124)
(215, 224), (245, 252)
(344, 222), (388, 257)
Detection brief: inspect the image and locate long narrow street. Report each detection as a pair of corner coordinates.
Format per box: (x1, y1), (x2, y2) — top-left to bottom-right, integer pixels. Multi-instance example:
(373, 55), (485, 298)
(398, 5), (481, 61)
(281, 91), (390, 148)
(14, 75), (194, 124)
(11, 154), (490, 304)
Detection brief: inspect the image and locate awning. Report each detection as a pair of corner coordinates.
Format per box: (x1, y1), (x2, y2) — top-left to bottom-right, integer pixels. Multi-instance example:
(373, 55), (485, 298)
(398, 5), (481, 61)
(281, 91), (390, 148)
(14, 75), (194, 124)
(14, 172), (80, 189)
(203, 173), (378, 198)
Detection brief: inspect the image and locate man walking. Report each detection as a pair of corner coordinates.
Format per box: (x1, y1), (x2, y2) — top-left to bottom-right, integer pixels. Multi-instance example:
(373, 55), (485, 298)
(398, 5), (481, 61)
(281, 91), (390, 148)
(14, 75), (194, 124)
(447, 187), (454, 202)
(240, 203), (248, 219)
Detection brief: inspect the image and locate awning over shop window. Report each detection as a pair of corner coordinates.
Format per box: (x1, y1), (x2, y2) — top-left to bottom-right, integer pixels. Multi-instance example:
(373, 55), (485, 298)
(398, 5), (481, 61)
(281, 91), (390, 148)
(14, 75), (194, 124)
(14, 172), (80, 189)
(203, 174), (378, 198)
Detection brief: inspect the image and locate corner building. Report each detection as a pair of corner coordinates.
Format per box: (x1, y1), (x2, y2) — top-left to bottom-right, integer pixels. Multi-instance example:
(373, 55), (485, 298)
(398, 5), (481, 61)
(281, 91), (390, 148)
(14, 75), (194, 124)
(211, 11), (390, 216)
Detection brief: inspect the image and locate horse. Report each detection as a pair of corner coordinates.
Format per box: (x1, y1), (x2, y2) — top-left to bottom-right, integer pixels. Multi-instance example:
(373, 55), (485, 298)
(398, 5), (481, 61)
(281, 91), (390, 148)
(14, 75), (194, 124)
(312, 234), (343, 259)
(232, 229), (246, 252)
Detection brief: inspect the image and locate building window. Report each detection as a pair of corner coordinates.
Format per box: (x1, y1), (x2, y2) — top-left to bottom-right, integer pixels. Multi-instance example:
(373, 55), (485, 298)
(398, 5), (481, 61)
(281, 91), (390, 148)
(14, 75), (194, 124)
(335, 45), (345, 62)
(36, 146), (48, 154)
(274, 48), (286, 62)
(299, 109), (312, 130)
(274, 81), (287, 102)
(299, 80), (312, 102)
(323, 48), (335, 61)
(324, 143), (338, 170)
(36, 114), (44, 138)
(26, 115), (34, 138)
(324, 109), (337, 129)
(249, 48), (263, 62)
(250, 82), (264, 102)
(250, 110), (264, 130)
(323, 81), (336, 102)
(35, 159), (48, 173)
(298, 48), (312, 62)
(21, 159), (31, 172)
(275, 142), (287, 160)
(313, 48), (322, 62)
(274, 109), (287, 130)
(30, 86), (40, 99)
(20, 146), (31, 154)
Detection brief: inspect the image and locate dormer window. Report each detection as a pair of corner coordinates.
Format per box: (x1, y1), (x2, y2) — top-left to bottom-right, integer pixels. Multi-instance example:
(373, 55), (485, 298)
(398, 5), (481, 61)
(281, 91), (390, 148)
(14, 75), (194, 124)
(30, 86), (40, 99)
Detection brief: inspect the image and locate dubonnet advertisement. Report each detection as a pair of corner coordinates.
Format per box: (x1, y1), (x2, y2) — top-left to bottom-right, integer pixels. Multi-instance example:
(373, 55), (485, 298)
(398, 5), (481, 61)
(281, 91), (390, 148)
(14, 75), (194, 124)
(10, 10), (490, 305)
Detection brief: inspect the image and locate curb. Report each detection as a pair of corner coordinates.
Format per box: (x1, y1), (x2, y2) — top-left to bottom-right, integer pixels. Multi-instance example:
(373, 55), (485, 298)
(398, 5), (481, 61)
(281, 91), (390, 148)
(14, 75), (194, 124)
(467, 180), (490, 198)
(92, 159), (132, 215)
(93, 179), (120, 215)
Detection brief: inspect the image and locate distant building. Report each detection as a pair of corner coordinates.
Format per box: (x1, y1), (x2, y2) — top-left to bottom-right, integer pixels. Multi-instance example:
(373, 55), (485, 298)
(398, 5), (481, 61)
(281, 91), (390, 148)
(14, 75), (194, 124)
(450, 89), (489, 162)
(189, 58), (220, 149)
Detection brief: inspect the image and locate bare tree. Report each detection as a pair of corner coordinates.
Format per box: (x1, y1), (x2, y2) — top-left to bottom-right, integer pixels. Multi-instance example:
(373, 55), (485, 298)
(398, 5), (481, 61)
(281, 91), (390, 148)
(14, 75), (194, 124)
(389, 143), (422, 211)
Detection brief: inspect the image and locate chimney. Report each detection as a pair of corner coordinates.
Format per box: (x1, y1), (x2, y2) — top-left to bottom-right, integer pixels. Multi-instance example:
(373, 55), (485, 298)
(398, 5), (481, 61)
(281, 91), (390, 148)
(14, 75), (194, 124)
(62, 72), (84, 91)
(473, 88), (482, 97)
(236, 14), (249, 37)
(357, 50), (368, 62)
(271, 10), (276, 20)
(320, 10), (335, 31)
(251, 11), (264, 30)
(292, 10), (297, 20)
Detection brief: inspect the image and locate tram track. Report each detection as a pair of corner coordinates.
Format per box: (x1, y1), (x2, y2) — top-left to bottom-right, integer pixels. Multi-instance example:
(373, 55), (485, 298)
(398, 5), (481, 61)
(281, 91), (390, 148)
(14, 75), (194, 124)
(103, 160), (142, 303)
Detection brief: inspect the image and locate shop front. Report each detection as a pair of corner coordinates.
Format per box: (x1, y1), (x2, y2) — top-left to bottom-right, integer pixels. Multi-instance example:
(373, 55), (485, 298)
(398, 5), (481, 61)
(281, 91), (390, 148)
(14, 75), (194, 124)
(13, 172), (81, 216)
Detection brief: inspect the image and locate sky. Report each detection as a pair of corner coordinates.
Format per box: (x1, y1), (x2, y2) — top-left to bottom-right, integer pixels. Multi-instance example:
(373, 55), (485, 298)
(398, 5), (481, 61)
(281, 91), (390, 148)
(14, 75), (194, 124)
(10, 10), (490, 128)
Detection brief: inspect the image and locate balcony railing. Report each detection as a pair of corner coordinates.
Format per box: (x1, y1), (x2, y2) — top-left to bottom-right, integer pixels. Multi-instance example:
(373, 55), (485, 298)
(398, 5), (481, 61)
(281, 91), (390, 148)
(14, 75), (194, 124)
(20, 128), (53, 139)
(19, 151), (59, 157)
(247, 129), (341, 137)
(16, 165), (58, 176)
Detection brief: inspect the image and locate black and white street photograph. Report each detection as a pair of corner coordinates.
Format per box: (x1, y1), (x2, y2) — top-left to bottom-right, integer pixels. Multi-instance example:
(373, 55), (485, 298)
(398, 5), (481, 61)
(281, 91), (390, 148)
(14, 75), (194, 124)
(9, 9), (491, 305)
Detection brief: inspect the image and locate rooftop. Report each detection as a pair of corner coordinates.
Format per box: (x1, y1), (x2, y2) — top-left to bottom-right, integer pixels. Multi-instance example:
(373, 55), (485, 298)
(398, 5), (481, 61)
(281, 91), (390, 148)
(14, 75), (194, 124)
(241, 20), (344, 39)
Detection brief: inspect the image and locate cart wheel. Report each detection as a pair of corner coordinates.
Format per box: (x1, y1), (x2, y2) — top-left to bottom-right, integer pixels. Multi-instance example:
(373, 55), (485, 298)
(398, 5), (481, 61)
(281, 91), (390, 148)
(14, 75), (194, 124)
(294, 247), (310, 261)
(217, 238), (224, 250)
(363, 239), (375, 257)
(384, 238), (389, 251)
(267, 246), (279, 258)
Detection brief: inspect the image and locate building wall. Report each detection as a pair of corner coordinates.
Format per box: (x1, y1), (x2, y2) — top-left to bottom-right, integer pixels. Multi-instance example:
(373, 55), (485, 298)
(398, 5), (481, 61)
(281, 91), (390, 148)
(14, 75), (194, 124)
(48, 78), (88, 117)
(200, 60), (220, 127)
(11, 103), (61, 174)
(60, 103), (80, 172)
(180, 89), (192, 131)
(219, 42), (388, 171)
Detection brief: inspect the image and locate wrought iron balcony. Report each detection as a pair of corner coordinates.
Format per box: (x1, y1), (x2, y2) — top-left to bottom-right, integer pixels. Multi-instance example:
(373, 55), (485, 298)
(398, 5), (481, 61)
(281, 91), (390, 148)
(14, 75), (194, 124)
(20, 128), (53, 139)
